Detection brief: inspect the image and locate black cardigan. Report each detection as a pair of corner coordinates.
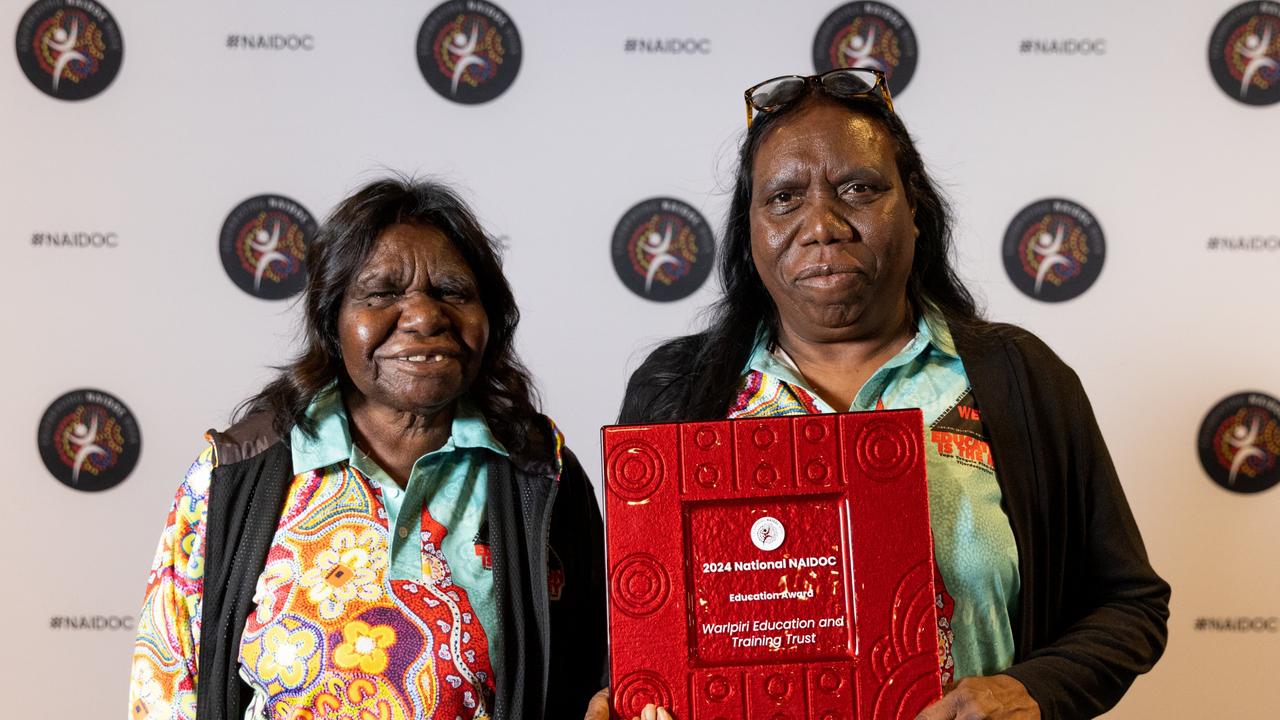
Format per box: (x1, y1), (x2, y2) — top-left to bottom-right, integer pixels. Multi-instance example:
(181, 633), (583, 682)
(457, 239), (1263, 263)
(618, 322), (1170, 720)
(194, 413), (607, 720)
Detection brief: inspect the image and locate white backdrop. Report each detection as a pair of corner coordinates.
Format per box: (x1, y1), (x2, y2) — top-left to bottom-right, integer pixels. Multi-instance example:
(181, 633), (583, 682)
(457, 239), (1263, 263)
(3, 0), (1278, 717)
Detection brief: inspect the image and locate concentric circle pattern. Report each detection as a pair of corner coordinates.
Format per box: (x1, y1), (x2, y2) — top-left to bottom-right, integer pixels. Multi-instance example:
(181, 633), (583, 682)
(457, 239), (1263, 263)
(854, 419), (917, 482)
(610, 553), (670, 617)
(607, 440), (665, 501)
(614, 670), (674, 716)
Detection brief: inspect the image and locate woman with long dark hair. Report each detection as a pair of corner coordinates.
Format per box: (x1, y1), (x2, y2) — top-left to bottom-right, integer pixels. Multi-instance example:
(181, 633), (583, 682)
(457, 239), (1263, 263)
(615, 71), (1169, 720)
(130, 177), (605, 720)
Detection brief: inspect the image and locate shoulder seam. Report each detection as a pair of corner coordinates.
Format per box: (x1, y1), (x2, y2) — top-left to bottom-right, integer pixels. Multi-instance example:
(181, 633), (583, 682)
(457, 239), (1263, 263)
(206, 412), (282, 467)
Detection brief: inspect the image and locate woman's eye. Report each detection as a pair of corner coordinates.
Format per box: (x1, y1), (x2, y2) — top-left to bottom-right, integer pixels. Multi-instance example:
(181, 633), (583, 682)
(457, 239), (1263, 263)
(841, 182), (882, 199)
(767, 191), (798, 208)
(359, 288), (399, 302)
(440, 287), (474, 302)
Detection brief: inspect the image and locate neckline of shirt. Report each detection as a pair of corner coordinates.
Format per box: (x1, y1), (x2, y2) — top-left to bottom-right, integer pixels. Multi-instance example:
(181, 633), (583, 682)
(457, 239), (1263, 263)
(289, 382), (508, 476)
(747, 310), (957, 412)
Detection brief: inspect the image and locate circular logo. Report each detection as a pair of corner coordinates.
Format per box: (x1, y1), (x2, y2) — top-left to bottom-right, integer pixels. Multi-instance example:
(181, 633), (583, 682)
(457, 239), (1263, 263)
(1197, 392), (1280, 494)
(1002, 198), (1106, 303)
(813, 1), (918, 97)
(416, 0), (522, 105)
(750, 516), (786, 552)
(611, 197), (715, 302)
(15, 0), (123, 101)
(37, 389), (140, 492)
(1209, 2), (1280, 106)
(218, 194), (317, 300)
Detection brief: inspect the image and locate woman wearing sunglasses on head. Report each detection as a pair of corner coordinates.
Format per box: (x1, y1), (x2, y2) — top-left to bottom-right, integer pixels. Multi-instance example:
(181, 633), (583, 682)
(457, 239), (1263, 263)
(593, 70), (1169, 720)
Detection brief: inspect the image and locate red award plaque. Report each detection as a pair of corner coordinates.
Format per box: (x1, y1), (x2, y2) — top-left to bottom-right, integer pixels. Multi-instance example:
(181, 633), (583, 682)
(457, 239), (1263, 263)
(603, 410), (941, 720)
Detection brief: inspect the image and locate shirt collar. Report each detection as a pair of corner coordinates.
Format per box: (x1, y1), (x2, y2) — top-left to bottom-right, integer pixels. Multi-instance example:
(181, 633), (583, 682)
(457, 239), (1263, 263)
(290, 384), (351, 475)
(744, 310), (958, 404)
(921, 306), (959, 358)
(290, 383), (508, 475)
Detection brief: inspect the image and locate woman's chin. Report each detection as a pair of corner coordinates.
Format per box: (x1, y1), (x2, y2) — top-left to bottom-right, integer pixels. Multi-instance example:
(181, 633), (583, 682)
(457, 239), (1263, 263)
(353, 382), (467, 421)
(780, 301), (910, 343)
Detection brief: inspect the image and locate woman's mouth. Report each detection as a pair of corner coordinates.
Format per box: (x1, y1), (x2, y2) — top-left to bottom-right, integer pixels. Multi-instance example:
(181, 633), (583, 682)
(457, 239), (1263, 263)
(794, 263), (863, 288)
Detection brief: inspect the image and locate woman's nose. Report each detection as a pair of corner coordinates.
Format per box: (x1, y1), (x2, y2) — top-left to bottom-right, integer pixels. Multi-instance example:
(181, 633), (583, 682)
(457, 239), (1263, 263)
(396, 291), (450, 334)
(796, 199), (855, 246)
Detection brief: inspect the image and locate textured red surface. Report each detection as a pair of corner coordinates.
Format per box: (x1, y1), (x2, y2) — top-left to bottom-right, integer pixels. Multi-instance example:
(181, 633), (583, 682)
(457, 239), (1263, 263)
(603, 410), (941, 720)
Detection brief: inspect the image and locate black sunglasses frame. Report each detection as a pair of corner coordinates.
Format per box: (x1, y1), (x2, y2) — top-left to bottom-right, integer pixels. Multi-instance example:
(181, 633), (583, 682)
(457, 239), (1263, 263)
(744, 68), (894, 126)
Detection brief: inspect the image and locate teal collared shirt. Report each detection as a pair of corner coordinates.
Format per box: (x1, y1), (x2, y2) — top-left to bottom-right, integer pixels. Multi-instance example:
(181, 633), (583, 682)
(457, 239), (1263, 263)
(736, 313), (1019, 682)
(290, 384), (505, 682)
(746, 314), (954, 415)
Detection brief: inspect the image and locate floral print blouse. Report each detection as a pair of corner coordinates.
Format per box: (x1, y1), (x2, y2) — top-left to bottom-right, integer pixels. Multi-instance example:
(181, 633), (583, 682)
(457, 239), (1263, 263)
(129, 394), (532, 720)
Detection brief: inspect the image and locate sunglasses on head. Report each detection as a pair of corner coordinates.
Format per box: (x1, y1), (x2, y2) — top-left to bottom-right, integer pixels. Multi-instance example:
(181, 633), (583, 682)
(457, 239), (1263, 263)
(744, 68), (894, 127)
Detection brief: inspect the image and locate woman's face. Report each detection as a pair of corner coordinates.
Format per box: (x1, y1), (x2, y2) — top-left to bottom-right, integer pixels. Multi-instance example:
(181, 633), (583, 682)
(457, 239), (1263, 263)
(337, 223), (489, 418)
(749, 99), (917, 343)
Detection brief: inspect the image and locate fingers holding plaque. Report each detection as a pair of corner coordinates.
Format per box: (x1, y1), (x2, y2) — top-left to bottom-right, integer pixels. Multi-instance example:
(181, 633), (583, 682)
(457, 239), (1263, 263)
(602, 410), (941, 720)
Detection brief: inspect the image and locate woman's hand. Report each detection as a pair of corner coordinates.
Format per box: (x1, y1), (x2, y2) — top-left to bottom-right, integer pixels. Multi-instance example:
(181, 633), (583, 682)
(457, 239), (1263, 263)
(915, 675), (1040, 720)
(584, 688), (610, 720)
(583, 688), (674, 720)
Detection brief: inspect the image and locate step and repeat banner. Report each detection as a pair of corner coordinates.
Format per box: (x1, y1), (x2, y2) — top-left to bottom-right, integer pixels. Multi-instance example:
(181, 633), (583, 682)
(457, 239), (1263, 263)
(3, 0), (1277, 716)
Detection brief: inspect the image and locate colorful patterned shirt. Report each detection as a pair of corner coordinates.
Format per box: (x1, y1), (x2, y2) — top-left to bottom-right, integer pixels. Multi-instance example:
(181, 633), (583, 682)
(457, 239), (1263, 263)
(130, 387), (528, 720)
(730, 314), (1020, 682)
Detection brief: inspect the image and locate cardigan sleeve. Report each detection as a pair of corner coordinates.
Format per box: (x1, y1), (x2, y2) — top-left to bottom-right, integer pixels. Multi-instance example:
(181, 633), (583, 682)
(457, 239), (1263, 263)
(544, 446), (609, 715)
(998, 352), (1171, 720)
(128, 447), (214, 720)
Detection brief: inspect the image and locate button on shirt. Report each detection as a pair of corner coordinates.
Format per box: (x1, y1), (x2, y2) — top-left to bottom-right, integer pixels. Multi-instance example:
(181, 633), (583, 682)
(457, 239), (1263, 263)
(729, 313), (1020, 682)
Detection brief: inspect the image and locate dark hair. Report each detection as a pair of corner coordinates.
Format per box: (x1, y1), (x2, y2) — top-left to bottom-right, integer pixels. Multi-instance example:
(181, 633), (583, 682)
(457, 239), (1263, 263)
(676, 92), (981, 420)
(238, 176), (542, 455)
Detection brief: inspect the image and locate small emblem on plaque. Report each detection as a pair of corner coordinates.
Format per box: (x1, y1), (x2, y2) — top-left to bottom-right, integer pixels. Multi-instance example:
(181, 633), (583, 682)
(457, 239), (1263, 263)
(750, 516), (785, 551)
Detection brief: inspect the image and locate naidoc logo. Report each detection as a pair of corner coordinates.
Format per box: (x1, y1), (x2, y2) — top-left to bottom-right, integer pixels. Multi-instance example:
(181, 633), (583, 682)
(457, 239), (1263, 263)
(15, 0), (123, 101)
(416, 0), (522, 105)
(1197, 392), (1280, 494)
(1208, 2), (1280, 106)
(1002, 198), (1105, 303)
(611, 197), (715, 302)
(38, 389), (140, 492)
(813, 1), (918, 96)
(218, 194), (316, 300)
(750, 516), (786, 552)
